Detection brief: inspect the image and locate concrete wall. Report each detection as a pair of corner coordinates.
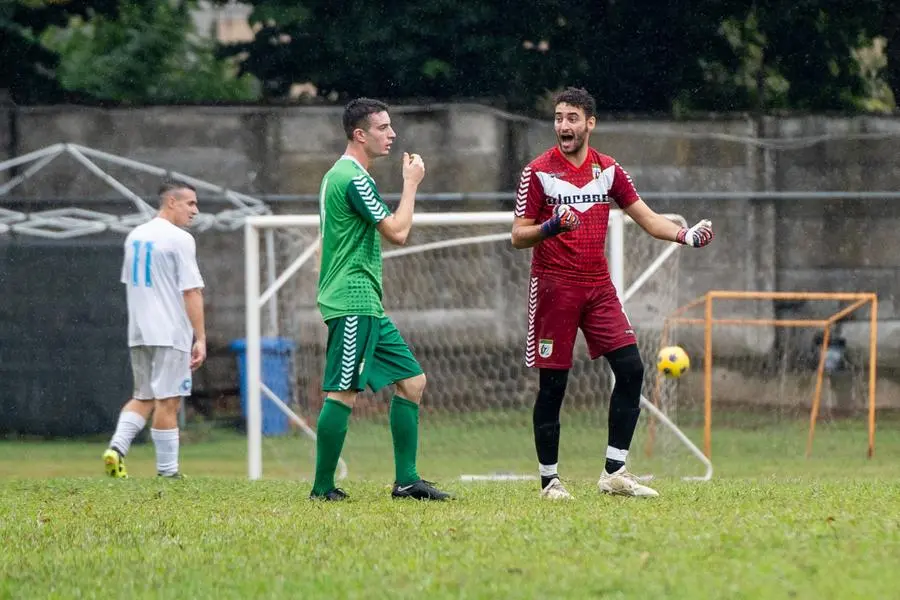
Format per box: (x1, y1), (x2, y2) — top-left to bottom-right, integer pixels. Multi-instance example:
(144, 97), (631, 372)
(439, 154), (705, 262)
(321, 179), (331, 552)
(3, 104), (900, 419)
(5, 104), (515, 198)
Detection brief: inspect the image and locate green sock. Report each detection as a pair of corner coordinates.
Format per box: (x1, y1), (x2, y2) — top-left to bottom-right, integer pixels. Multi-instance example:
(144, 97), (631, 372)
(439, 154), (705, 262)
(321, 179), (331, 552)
(311, 398), (352, 495)
(390, 395), (421, 485)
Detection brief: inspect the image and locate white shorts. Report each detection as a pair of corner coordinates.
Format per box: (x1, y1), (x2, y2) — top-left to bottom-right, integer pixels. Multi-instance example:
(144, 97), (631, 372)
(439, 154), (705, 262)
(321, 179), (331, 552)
(130, 346), (192, 399)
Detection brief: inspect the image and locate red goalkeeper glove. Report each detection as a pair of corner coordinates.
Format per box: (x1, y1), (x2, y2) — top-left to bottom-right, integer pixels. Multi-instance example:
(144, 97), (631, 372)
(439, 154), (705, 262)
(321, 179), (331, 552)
(676, 219), (714, 247)
(540, 205), (581, 238)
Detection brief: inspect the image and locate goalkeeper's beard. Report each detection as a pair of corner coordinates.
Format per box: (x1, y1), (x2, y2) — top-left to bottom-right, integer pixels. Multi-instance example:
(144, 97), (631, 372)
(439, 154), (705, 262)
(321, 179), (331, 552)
(557, 132), (587, 157)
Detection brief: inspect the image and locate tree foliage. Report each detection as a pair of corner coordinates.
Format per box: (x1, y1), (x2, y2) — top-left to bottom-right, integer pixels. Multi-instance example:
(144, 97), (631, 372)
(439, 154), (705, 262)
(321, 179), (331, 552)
(0, 0), (119, 103)
(219, 1), (558, 104)
(41, 1), (259, 104)
(1, 0), (258, 105)
(690, 0), (888, 112)
(223, 0), (894, 114)
(1, 0), (894, 112)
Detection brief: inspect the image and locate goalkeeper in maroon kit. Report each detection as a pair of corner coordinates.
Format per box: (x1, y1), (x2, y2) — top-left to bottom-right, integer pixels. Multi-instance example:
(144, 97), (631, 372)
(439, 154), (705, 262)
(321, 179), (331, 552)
(511, 87), (714, 499)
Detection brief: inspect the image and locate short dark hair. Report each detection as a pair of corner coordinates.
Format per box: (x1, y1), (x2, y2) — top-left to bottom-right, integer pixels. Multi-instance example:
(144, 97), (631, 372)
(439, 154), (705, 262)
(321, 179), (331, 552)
(158, 179), (196, 196)
(342, 97), (389, 140)
(553, 87), (596, 119)
(158, 179), (196, 205)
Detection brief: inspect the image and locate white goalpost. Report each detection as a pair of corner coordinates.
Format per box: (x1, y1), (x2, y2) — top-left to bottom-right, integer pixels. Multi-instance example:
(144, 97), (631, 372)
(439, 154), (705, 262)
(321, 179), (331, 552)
(243, 210), (712, 483)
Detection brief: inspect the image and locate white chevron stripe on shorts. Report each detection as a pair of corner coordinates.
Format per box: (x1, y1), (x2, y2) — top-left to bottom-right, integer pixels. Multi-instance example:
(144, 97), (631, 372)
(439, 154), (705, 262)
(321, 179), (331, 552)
(525, 277), (538, 367)
(340, 316), (359, 389)
(515, 166), (533, 217)
(352, 175), (387, 221)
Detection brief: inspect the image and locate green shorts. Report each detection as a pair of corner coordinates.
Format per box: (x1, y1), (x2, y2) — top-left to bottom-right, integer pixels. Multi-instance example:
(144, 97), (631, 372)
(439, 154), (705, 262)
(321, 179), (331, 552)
(323, 315), (423, 393)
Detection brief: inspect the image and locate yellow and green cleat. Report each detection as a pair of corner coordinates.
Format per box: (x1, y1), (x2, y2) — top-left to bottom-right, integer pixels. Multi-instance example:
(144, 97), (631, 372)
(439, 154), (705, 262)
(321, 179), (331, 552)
(102, 448), (128, 479)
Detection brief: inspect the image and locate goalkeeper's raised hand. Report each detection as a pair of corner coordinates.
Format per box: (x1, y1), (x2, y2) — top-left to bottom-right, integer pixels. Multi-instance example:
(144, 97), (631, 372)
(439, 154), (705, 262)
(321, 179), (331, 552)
(540, 205), (581, 238)
(676, 219), (714, 248)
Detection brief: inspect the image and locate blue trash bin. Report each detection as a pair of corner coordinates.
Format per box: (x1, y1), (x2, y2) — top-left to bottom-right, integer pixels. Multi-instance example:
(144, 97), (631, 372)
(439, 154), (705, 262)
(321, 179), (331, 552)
(230, 337), (295, 436)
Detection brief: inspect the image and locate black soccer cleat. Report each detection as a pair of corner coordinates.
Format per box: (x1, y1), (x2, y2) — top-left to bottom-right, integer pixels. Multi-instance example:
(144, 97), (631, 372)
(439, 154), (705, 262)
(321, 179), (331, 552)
(309, 488), (349, 502)
(391, 479), (452, 501)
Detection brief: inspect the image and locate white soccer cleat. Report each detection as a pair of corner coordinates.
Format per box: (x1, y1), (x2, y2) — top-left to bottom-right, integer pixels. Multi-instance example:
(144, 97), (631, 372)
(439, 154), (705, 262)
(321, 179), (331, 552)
(540, 478), (574, 500)
(598, 466), (659, 497)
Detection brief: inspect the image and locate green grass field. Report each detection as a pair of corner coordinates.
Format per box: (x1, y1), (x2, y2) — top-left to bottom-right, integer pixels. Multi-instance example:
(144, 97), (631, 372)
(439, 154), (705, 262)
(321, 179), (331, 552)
(2, 416), (899, 599)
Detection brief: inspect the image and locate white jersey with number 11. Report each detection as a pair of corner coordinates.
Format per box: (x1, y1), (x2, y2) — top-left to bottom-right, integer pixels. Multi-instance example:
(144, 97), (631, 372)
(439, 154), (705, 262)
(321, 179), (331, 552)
(121, 217), (204, 352)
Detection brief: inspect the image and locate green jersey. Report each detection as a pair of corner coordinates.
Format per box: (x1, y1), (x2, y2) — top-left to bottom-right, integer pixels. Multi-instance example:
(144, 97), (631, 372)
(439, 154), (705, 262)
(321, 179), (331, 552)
(317, 156), (391, 321)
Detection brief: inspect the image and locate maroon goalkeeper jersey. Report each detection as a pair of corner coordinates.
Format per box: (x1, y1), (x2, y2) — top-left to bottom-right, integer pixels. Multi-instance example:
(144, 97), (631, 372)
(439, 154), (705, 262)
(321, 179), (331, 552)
(515, 147), (641, 285)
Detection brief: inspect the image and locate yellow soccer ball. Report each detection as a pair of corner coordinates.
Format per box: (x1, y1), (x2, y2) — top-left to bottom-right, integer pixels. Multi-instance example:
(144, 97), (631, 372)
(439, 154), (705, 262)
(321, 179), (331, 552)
(657, 346), (690, 378)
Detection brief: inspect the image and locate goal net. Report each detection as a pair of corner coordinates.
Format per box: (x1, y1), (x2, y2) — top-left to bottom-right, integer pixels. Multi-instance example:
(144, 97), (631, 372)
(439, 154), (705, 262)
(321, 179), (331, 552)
(243, 211), (712, 483)
(652, 291), (877, 473)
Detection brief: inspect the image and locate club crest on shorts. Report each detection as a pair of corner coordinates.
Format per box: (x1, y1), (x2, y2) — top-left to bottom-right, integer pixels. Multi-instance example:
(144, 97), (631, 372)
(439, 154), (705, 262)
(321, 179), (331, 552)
(538, 339), (554, 358)
(180, 378), (192, 393)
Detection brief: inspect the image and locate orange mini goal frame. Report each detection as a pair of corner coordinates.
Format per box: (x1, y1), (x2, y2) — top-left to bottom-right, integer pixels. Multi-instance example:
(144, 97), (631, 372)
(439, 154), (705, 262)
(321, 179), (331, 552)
(653, 291), (878, 460)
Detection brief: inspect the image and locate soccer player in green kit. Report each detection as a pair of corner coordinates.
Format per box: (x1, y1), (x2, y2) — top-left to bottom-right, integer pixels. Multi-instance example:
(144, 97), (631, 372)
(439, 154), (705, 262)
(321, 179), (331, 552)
(310, 98), (451, 501)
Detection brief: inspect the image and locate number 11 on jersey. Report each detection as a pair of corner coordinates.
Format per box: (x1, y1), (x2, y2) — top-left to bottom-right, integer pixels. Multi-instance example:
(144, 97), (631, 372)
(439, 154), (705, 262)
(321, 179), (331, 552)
(131, 240), (154, 287)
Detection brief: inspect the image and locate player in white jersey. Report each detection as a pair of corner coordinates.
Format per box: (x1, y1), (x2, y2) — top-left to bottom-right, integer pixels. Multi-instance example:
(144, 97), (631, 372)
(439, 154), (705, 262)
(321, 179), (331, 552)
(102, 180), (206, 479)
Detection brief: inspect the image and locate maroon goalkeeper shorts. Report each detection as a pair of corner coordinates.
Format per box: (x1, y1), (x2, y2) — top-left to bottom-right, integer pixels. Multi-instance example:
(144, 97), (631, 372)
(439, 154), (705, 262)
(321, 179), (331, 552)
(525, 275), (637, 369)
